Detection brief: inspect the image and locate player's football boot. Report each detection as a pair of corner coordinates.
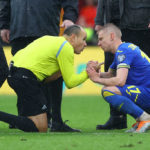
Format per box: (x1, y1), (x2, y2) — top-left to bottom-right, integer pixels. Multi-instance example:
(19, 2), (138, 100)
(96, 115), (127, 130)
(125, 122), (139, 133)
(134, 120), (150, 133)
(50, 120), (81, 132)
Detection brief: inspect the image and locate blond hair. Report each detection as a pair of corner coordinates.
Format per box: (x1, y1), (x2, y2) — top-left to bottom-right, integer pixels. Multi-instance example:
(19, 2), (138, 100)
(100, 23), (122, 38)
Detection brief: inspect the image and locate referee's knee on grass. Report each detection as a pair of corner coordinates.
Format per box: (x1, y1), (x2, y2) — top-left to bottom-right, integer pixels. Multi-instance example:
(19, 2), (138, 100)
(29, 113), (48, 132)
(36, 124), (48, 132)
(29, 119), (48, 132)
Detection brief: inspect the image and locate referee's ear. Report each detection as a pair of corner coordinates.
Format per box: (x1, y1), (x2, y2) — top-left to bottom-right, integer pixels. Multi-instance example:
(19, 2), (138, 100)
(63, 33), (77, 48)
(69, 33), (77, 45)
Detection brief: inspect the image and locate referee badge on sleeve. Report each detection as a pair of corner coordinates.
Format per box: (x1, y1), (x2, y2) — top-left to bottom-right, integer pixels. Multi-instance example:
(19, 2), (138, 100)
(118, 54), (125, 62)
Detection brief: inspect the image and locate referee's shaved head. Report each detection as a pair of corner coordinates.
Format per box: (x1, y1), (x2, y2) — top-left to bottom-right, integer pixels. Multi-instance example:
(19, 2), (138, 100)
(63, 25), (82, 36)
(63, 25), (87, 54)
(100, 23), (122, 38)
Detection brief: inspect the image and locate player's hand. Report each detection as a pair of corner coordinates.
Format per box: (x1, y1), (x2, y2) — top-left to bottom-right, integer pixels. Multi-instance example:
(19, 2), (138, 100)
(96, 62), (104, 72)
(86, 66), (101, 83)
(87, 61), (104, 72)
(87, 61), (98, 69)
(60, 20), (74, 29)
(95, 25), (103, 34)
(0, 29), (10, 43)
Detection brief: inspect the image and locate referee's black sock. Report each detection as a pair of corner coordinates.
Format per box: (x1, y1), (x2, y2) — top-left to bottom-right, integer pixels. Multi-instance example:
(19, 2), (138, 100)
(51, 77), (63, 124)
(0, 111), (39, 132)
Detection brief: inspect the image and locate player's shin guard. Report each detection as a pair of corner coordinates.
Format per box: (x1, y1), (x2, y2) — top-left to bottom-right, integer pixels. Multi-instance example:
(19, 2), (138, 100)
(102, 90), (144, 119)
(0, 111), (39, 132)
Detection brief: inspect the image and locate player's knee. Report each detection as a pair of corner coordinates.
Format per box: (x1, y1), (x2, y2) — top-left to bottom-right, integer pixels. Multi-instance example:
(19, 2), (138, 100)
(102, 86), (107, 92)
(101, 88), (109, 99)
(101, 86), (113, 97)
(102, 86), (120, 96)
(101, 87), (114, 101)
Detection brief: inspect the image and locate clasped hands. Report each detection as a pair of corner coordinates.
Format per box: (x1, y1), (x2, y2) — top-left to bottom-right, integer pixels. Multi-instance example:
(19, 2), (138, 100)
(86, 61), (104, 82)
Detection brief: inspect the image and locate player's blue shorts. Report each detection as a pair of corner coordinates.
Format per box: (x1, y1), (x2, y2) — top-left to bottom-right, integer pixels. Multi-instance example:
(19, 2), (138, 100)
(117, 84), (150, 111)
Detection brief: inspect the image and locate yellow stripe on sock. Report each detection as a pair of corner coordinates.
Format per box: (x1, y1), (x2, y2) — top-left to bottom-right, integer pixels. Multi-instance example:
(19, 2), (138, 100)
(103, 91), (114, 98)
(118, 103), (124, 110)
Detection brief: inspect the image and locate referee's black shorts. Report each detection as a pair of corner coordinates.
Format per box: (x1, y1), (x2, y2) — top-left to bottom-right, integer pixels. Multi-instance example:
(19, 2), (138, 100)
(7, 66), (47, 117)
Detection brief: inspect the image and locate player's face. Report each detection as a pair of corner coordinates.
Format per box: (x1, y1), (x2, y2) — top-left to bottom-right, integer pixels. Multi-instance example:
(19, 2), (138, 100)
(97, 30), (112, 52)
(74, 29), (87, 54)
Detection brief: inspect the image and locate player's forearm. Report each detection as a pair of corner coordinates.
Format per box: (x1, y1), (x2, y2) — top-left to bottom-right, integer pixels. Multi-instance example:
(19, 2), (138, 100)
(94, 76), (124, 87)
(100, 72), (114, 78)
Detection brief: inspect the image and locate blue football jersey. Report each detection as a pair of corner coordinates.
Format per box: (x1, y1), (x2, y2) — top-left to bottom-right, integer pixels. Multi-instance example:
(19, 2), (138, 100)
(110, 43), (150, 87)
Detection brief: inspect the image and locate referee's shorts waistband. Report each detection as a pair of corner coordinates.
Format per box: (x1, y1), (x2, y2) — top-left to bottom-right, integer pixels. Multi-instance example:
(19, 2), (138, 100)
(9, 65), (37, 80)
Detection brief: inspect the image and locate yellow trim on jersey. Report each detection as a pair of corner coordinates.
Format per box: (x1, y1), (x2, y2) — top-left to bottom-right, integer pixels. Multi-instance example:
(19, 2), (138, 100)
(117, 50), (123, 53)
(117, 64), (130, 69)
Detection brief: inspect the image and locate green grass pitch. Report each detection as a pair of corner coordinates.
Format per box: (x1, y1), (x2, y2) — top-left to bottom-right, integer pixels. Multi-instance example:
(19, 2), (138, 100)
(0, 95), (150, 150)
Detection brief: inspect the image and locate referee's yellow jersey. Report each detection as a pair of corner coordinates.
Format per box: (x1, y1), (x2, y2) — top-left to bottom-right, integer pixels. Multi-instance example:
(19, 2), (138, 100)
(12, 35), (88, 88)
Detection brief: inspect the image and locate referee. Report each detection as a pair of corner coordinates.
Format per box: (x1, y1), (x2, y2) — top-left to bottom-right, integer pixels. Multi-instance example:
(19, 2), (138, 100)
(0, 25), (88, 132)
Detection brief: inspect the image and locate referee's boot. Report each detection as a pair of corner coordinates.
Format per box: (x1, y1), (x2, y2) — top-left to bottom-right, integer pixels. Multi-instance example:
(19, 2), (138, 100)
(96, 107), (127, 130)
(50, 120), (81, 132)
(9, 124), (16, 129)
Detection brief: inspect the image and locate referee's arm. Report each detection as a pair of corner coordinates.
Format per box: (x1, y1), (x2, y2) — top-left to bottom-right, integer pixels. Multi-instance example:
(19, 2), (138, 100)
(57, 45), (88, 89)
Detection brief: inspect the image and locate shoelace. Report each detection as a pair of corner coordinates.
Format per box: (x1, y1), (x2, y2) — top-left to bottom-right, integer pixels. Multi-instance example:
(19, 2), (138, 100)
(63, 120), (69, 125)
